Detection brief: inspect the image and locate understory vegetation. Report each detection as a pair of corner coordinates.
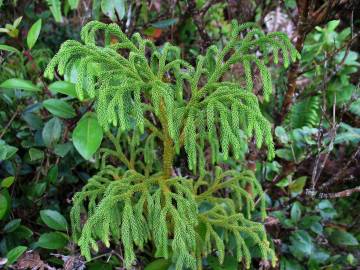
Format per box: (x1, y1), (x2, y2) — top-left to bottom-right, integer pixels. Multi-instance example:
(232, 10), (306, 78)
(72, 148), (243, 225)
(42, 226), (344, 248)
(0, 1), (359, 270)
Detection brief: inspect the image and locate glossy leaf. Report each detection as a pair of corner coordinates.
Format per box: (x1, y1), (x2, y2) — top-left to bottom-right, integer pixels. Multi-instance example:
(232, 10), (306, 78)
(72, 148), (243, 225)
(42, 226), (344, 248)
(36, 232), (68, 249)
(290, 202), (302, 222)
(6, 246), (27, 265)
(101, 0), (125, 21)
(40, 209), (68, 231)
(0, 194), (8, 220)
(47, 165), (58, 184)
(27, 19), (42, 49)
(48, 81), (77, 97)
(1, 176), (15, 188)
(276, 148), (293, 161)
(28, 148), (44, 161)
(72, 114), (103, 160)
(54, 142), (72, 157)
(42, 117), (62, 147)
(289, 176), (307, 195)
(289, 230), (314, 259)
(0, 140), (18, 161)
(13, 16), (23, 28)
(13, 225), (33, 239)
(43, 99), (76, 119)
(0, 44), (20, 54)
(22, 112), (43, 130)
(0, 78), (40, 92)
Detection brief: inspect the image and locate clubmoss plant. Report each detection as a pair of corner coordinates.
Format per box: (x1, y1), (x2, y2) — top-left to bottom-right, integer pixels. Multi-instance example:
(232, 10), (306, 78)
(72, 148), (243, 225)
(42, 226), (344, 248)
(45, 20), (299, 269)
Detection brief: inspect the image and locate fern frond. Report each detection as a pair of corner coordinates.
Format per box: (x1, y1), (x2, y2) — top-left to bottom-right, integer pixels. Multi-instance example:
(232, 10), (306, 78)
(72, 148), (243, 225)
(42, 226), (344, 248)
(286, 96), (320, 128)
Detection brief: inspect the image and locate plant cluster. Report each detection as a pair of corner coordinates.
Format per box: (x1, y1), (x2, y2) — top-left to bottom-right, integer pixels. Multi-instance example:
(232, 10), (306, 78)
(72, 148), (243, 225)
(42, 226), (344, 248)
(1, 2), (359, 270)
(44, 20), (299, 269)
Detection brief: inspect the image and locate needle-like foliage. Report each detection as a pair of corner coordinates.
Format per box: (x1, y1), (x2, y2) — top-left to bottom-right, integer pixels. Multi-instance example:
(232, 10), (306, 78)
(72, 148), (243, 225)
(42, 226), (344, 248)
(45, 20), (299, 269)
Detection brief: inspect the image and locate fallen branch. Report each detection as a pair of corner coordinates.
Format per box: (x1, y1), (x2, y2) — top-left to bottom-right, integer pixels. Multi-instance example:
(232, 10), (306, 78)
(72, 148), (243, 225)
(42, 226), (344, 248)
(318, 186), (360, 199)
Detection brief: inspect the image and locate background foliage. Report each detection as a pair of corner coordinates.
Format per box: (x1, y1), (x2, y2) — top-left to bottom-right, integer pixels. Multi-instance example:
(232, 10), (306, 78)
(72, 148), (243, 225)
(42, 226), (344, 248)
(0, 0), (359, 269)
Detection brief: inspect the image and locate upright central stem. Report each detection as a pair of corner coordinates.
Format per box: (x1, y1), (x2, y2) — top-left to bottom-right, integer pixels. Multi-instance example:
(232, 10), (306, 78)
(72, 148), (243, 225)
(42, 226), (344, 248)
(159, 100), (174, 179)
(163, 132), (174, 178)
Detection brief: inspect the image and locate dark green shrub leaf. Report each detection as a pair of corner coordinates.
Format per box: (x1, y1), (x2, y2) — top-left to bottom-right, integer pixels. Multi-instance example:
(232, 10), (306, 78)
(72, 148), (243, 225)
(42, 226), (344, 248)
(0, 193), (9, 220)
(329, 230), (359, 246)
(4, 219), (21, 233)
(275, 126), (289, 144)
(42, 118), (62, 147)
(36, 232), (68, 249)
(43, 99), (76, 119)
(0, 78), (40, 92)
(22, 113), (43, 130)
(72, 114), (103, 160)
(276, 149), (293, 161)
(0, 140), (18, 160)
(48, 81), (76, 97)
(317, 200), (337, 219)
(29, 148), (44, 161)
(6, 246), (27, 265)
(207, 255), (238, 270)
(310, 222), (323, 234)
(298, 216), (323, 234)
(276, 177), (290, 187)
(289, 230), (314, 259)
(289, 176), (307, 195)
(13, 225), (33, 239)
(309, 250), (330, 264)
(54, 142), (72, 157)
(290, 202), (302, 223)
(47, 165), (58, 184)
(29, 182), (47, 197)
(145, 258), (172, 270)
(40, 209), (68, 231)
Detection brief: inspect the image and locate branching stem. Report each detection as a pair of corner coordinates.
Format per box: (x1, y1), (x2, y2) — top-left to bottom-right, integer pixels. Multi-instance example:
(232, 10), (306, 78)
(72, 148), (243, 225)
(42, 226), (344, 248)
(159, 100), (174, 180)
(105, 131), (133, 170)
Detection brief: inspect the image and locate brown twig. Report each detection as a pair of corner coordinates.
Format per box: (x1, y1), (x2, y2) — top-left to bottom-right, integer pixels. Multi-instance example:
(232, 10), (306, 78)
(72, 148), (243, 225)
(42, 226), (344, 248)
(317, 186), (360, 199)
(280, 0), (349, 121)
(177, 0), (222, 52)
(0, 107), (20, 139)
(319, 147), (360, 190)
